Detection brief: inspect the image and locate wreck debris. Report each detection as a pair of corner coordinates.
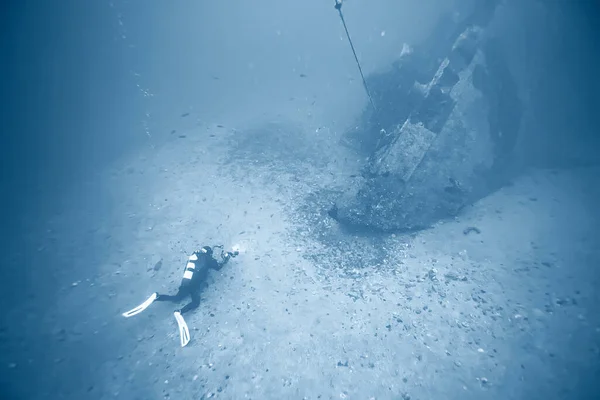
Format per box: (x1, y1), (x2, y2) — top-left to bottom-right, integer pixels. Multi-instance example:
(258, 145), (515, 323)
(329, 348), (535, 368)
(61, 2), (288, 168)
(332, 0), (521, 232)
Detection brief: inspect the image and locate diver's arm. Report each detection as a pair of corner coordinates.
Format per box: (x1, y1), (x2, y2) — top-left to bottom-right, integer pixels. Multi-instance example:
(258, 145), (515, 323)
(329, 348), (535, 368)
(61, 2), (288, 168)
(214, 250), (238, 271)
(214, 253), (230, 271)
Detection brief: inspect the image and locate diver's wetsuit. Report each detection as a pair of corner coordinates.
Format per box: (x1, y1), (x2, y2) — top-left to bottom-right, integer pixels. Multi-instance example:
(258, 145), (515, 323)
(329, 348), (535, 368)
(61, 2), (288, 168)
(155, 248), (231, 315)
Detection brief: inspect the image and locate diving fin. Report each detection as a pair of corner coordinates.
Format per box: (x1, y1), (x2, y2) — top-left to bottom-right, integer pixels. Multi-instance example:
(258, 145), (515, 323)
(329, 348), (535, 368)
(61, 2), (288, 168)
(174, 311), (191, 347)
(122, 292), (158, 318)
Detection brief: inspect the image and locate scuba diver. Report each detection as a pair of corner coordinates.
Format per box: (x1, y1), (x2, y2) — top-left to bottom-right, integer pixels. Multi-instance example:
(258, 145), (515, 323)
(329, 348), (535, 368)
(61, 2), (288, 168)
(122, 245), (239, 347)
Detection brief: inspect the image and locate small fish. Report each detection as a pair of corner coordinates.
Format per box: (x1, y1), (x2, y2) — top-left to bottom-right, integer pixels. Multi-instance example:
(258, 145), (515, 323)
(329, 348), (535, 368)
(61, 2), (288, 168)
(449, 177), (461, 187)
(212, 76), (219, 80)
(444, 177), (463, 194)
(216, 124), (224, 128)
(299, 73), (307, 78)
(170, 129), (176, 134)
(153, 259), (162, 271)
(181, 112), (190, 117)
(178, 135), (186, 138)
(209, 134), (215, 137)
(463, 227), (481, 235)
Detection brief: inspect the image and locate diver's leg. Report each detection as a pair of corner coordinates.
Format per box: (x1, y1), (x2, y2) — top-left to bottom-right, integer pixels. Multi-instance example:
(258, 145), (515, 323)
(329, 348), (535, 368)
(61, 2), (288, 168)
(156, 285), (188, 302)
(179, 290), (200, 315)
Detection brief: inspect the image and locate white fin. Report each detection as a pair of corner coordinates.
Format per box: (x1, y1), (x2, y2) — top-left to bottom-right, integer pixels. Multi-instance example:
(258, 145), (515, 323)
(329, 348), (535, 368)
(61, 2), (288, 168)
(122, 292), (158, 318)
(174, 312), (190, 347)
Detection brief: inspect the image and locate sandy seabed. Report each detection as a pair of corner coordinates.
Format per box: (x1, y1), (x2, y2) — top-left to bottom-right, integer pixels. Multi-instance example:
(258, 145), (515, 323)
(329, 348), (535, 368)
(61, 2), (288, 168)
(4, 120), (599, 400)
